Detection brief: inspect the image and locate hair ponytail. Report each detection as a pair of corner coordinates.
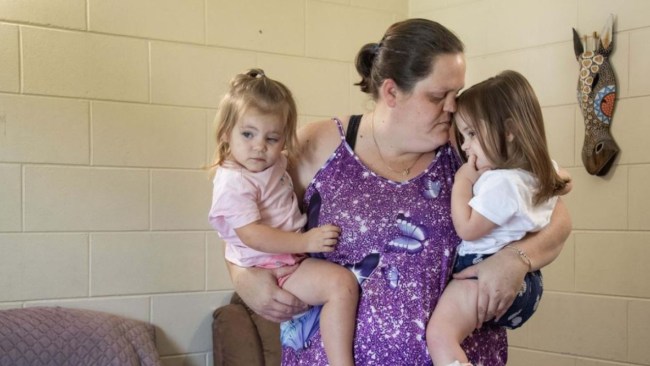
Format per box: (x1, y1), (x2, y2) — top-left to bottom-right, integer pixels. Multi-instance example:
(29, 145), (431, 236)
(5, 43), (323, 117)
(354, 43), (379, 94)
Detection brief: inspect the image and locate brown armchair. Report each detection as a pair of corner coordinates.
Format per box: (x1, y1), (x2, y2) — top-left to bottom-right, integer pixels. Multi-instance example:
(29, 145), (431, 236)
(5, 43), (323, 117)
(212, 293), (281, 366)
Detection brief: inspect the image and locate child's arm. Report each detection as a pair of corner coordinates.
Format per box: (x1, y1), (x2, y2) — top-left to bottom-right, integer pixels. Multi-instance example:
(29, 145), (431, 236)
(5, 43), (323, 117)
(451, 155), (497, 241)
(235, 223), (341, 254)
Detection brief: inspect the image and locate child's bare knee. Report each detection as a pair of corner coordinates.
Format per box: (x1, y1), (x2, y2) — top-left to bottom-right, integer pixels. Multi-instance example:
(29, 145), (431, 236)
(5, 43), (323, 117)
(426, 318), (443, 340)
(331, 268), (359, 299)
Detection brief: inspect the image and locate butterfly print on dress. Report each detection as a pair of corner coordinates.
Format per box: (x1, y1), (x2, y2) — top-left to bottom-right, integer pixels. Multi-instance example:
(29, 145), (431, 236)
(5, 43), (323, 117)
(344, 252), (380, 285)
(422, 178), (441, 199)
(383, 264), (400, 289)
(385, 213), (427, 254)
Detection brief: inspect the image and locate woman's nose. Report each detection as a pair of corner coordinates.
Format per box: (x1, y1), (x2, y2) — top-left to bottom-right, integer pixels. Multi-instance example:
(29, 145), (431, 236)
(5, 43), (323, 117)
(443, 94), (457, 113)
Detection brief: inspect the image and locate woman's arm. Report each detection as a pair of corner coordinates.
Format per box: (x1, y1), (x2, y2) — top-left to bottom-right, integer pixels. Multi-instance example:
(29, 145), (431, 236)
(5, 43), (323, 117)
(509, 198), (571, 270)
(454, 198), (571, 327)
(227, 262), (308, 322)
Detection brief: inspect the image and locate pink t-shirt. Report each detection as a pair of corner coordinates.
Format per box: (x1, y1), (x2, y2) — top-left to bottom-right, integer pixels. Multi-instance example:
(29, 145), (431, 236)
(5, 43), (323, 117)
(208, 156), (307, 268)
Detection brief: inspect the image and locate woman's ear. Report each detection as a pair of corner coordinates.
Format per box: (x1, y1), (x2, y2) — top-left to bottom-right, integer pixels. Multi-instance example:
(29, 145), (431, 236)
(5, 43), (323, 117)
(379, 79), (399, 108)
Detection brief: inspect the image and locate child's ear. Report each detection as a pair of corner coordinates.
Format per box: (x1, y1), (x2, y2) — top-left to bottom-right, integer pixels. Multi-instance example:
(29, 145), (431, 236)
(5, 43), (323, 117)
(504, 118), (517, 142)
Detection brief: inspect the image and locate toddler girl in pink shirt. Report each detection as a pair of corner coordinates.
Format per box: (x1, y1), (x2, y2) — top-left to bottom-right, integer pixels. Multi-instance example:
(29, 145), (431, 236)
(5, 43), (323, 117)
(208, 69), (358, 366)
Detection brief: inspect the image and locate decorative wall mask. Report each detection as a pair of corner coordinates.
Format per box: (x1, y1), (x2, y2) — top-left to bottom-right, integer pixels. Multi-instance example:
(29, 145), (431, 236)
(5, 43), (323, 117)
(572, 14), (619, 176)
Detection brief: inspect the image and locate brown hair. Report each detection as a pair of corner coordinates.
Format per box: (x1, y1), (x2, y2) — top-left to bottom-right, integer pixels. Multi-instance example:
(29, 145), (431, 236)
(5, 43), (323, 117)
(355, 18), (464, 99)
(454, 70), (569, 205)
(211, 69), (298, 169)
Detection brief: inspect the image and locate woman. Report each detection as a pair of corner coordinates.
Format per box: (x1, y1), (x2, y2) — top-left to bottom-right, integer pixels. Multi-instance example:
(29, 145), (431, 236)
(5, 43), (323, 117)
(228, 18), (571, 365)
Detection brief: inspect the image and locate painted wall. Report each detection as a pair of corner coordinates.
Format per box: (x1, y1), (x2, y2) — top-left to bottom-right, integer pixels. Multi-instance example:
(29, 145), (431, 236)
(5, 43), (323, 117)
(410, 0), (650, 365)
(0, 1), (406, 365)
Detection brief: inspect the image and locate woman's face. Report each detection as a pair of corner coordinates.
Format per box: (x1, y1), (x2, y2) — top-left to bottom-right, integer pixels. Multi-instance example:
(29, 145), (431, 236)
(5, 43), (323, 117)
(393, 53), (466, 152)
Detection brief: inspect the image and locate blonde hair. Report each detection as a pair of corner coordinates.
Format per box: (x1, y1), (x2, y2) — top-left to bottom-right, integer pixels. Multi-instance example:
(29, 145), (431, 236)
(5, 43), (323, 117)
(210, 69), (298, 169)
(454, 70), (569, 205)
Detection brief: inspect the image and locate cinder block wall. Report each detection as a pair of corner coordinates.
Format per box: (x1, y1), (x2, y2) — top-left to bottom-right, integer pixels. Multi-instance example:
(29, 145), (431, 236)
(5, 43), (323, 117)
(5, 0), (648, 365)
(0, 1), (406, 365)
(411, 0), (650, 365)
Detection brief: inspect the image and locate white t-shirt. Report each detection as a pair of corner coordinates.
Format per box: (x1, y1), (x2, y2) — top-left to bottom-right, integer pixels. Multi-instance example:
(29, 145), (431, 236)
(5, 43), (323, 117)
(456, 168), (558, 256)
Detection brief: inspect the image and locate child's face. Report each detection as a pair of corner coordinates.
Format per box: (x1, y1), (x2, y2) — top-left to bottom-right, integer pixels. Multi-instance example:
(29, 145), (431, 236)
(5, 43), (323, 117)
(226, 108), (286, 173)
(455, 113), (493, 171)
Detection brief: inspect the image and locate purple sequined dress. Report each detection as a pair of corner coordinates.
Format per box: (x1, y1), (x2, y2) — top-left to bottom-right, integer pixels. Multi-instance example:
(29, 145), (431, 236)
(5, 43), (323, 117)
(281, 119), (507, 365)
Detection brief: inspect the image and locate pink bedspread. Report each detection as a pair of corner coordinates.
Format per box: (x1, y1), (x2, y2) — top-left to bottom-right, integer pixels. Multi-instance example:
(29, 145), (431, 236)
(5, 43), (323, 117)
(0, 306), (162, 366)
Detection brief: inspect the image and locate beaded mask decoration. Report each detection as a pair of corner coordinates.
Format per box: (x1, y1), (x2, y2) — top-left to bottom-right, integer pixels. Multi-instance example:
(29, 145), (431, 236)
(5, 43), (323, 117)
(572, 14), (619, 176)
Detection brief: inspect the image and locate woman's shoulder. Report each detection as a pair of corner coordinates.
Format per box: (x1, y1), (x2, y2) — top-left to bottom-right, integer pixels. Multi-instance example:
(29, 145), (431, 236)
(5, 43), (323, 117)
(297, 117), (347, 161)
(298, 116), (347, 141)
(291, 116), (350, 194)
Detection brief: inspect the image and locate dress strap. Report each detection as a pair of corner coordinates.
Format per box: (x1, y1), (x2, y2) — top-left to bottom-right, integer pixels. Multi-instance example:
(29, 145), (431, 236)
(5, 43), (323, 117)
(333, 118), (346, 140)
(346, 115), (362, 151)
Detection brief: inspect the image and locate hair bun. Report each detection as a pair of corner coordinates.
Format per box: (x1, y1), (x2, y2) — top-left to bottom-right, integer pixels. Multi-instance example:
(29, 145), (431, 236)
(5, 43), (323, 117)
(246, 68), (266, 78)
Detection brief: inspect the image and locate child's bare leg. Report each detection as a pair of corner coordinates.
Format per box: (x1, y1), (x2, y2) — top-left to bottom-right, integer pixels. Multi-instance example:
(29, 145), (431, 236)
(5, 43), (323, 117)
(282, 258), (358, 366)
(426, 278), (480, 365)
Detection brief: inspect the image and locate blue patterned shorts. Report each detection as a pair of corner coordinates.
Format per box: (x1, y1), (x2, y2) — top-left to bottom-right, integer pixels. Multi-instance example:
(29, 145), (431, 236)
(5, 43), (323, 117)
(453, 252), (543, 330)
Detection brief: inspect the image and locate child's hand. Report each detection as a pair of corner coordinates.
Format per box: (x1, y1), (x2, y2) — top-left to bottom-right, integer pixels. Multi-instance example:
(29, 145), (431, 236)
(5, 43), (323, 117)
(455, 154), (485, 185)
(303, 224), (341, 253)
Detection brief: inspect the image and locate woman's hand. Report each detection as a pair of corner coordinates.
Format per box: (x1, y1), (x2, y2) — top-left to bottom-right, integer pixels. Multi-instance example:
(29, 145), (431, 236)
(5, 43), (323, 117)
(453, 249), (527, 328)
(228, 263), (309, 322)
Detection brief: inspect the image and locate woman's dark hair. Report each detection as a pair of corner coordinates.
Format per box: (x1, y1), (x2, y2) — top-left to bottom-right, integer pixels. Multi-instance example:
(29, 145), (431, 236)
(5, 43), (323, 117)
(355, 18), (464, 99)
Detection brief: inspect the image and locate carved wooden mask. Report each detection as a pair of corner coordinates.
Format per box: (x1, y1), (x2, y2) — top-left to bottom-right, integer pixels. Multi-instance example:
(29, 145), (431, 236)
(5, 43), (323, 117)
(573, 14), (620, 176)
